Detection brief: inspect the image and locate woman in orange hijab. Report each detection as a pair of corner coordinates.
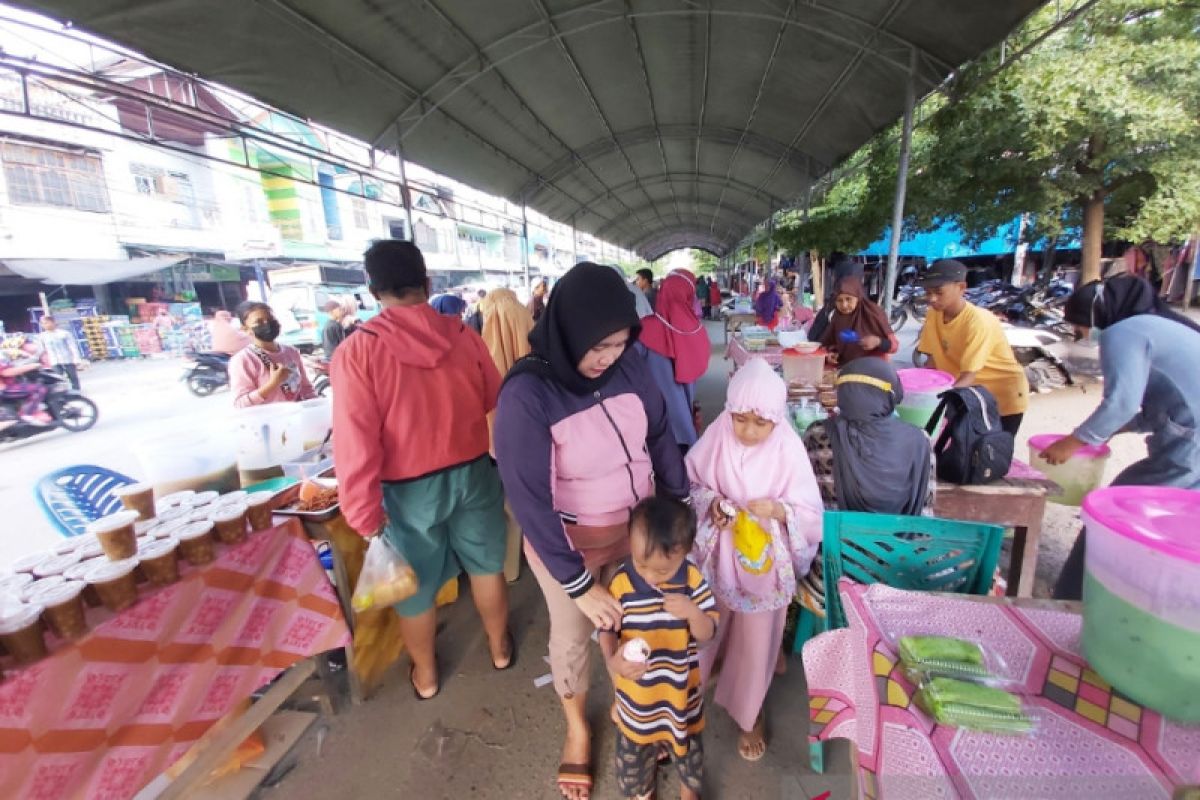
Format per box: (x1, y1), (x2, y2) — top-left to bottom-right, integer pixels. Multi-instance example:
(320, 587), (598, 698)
(479, 287), (536, 582)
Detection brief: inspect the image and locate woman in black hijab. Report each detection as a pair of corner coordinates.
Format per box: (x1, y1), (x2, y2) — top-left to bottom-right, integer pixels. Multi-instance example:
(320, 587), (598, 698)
(494, 262), (689, 800)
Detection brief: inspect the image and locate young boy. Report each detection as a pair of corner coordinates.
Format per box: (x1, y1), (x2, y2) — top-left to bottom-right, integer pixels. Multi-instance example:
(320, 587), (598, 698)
(600, 497), (718, 800)
(915, 259), (1029, 434)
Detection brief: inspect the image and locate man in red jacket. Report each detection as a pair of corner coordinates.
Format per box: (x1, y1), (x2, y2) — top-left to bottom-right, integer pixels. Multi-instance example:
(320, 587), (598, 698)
(332, 240), (512, 700)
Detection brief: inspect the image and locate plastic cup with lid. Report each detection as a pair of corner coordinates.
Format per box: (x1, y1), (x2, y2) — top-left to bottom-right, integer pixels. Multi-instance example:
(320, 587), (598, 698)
(86, 510), (140, 561)
(137, 539), (181, 586)
(0, 602), (48, 663)
(211, 503), (248, 544)
(29, 580), (88, 640)
(22, 575), (67, 601)
(176, 521), (217, 566)
(10, 551), (50, 575)
(113, 482), (156, 520)
(32, 552), (82, 579)
(64, 558), (105, 607)
(84, 558), (140, 611)
(245, 492), (276, 531)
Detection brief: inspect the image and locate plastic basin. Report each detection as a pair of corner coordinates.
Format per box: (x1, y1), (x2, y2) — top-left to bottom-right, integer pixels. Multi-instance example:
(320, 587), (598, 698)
(782, 349), (825, 387)
(1081, 486), (1200, 722)
(895, 368), (953, 429)
(1028, 433), (1110, 506)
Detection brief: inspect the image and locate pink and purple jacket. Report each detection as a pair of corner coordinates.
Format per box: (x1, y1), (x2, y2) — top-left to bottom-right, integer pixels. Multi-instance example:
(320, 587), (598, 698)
(494, 355), (688, 598)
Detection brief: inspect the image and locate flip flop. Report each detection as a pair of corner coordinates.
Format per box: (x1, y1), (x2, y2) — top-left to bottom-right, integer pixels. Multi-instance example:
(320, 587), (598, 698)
(492, 629), (517, 671)
(409, 661), (439, 701)
(556, 762), (592, 800)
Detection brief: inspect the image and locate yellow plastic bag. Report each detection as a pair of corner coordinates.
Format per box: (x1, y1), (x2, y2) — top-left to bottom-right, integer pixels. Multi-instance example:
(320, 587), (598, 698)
(732, 511), (773, 574)
(351, 536), (419, 612)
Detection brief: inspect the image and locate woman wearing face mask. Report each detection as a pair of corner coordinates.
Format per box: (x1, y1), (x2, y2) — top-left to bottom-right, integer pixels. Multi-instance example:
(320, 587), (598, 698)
(494, 262), (688, 800)
(229, 301), (316, 407)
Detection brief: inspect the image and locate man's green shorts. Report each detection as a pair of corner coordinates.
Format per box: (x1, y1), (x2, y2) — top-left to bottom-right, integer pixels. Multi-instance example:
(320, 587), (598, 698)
(380, 455), (506, 616)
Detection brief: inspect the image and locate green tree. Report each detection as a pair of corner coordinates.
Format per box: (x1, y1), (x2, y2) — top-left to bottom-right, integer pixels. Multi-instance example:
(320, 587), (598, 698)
(916, 0), (1200, 281)
(688, 248), (721, 275)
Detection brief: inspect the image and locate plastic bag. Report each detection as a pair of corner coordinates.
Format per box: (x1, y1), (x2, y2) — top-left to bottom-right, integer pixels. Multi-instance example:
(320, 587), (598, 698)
(351, 535), (419, 613)
(732, 511), (773, 574)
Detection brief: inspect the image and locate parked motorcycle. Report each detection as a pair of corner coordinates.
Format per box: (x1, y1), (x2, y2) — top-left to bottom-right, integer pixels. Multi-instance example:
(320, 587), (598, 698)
(183, 350), (231, 396)
(1003, 325), (1074, 393)
(303, 352), (331, 397)
(888, 285), (928, 332)
(0, 366), (99, 443)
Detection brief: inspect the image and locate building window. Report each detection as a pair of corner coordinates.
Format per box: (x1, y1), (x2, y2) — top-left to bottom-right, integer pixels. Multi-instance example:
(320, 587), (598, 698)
(2, 142), (110, 212)
(352, 197), (370, 229)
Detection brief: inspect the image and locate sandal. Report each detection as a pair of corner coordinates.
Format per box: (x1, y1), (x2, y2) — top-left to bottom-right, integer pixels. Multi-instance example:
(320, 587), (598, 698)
(556, 762), (592, 799)
(492, 629), (517, 671)
(409, 661), (439, 701)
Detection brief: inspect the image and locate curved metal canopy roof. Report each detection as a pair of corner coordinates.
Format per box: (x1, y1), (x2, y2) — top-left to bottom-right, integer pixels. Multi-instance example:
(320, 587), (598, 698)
(15, 0), (1043, 259)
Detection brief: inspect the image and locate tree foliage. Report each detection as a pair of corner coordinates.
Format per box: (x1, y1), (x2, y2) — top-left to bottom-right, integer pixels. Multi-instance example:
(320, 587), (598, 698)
(774, 0), (1200, 279)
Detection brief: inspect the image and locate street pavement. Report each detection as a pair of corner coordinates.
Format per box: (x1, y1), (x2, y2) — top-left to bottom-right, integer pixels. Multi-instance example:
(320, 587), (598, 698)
(0, 355), (235, 566)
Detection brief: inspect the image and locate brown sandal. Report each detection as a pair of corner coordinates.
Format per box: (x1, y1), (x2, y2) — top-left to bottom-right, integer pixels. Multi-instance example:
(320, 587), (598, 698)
(556, 762), (592, 799)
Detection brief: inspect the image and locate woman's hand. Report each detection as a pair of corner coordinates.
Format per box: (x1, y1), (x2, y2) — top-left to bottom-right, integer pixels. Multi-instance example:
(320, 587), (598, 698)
(264, 363), (291, 391)
(860, 334), (882, 351)
(747, 498), (787, 522)
(574, 584), (623, 631)
(708, 496), (733, 528)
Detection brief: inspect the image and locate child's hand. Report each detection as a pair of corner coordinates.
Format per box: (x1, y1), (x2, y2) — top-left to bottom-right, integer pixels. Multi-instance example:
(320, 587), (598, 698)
(606, 650), (648, 682)
(747, 499), (786, 522)
(708, 496), (733, 528)
(663, 591), (701, 622)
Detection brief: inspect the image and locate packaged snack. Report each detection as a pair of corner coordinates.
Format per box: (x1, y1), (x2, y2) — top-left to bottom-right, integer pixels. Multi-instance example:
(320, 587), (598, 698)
(176, 521), (217, 566)
(85, 559), (140, 611)
(30, 581), (88, 640)
(210, 503), (248, 544)
(137, 539), (180, 586)
(244, 492), (276, 531)
(622, 637), (651, 663)
(114, 482), (156, 520)
(732, 511), (773, 574)
(0, 603), (47, 663)
(87, 510), (140, 560)
(914, 676), (1036, 735)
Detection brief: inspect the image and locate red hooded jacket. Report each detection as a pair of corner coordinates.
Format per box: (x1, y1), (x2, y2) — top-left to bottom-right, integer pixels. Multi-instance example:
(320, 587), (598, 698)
(331, 302), (501, 535)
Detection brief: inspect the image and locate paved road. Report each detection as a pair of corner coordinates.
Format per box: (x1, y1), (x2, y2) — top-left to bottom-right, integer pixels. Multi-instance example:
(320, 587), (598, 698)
(0, 356), (237, 566)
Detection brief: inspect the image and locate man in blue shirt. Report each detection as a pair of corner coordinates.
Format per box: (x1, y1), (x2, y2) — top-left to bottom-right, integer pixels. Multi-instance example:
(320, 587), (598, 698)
(1043, 275), (1200, 598)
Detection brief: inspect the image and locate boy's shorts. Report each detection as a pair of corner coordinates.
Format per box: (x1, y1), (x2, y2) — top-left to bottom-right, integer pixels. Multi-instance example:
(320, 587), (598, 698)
(614, 730), (703, 797)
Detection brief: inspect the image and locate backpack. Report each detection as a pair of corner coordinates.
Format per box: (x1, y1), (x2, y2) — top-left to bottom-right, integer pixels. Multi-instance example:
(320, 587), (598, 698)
(924, 386), (1013, 485)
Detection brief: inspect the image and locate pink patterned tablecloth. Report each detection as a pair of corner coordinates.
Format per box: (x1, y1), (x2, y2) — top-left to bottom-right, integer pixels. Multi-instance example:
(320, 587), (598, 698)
(803, 581), (1200, 799)
(725, 336), (785, 370)
(0, 518), (351, 800)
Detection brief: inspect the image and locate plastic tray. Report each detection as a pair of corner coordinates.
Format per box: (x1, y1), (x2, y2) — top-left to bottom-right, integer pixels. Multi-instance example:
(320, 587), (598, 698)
(271, 478), (340, 522)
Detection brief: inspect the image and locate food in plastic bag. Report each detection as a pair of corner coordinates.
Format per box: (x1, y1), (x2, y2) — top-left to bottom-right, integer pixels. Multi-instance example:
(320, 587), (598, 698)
(899, 635), (986, 671)
(351, 536), (418, 612)
(915, 677), (1035, 735)
(732, 511), (773, 574)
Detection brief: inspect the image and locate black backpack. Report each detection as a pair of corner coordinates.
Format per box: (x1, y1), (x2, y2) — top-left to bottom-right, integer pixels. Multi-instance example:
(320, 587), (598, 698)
(924, 386), (1014, 485)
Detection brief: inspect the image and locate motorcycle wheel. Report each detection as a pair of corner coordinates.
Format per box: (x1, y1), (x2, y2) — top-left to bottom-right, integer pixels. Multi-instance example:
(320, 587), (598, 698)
(889, 306), (908, 332)
(187, 373), (220, 397)
(912, 302), (928, 322)
(49, 395), (99, 432)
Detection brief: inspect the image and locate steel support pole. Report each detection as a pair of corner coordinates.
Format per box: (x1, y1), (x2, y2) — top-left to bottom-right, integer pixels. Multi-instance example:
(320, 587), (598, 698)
(395, 124), (415, 240)
(883, 49), (918, 315)
(571, 221), (578, 265)
(521, 204), (531, 290)
(767, 211), (776, 275)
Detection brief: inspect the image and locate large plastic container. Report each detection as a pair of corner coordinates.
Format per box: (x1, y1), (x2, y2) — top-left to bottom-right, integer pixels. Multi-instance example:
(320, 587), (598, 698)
(135, 428), (238, 499)
(782, 348), (825, 387)
(1081, 486), (1200, 722)
(1028, 434), (1111, 506)
(298, 397), (332, 450)
(233, 404), (305, 487)
(896, 369), (954, 429)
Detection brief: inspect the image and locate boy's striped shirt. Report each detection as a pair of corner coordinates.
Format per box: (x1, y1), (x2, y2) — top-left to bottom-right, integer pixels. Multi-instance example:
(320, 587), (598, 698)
(610, 559), (718, 757)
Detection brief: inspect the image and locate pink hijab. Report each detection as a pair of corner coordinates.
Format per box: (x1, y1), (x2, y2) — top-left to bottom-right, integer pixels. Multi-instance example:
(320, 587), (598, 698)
(639, 269), (710, 384)
(686, 358), (823, 520)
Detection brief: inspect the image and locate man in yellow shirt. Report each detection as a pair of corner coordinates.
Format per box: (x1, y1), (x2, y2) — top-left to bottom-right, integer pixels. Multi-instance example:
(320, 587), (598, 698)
(915, 260), (1029, 434)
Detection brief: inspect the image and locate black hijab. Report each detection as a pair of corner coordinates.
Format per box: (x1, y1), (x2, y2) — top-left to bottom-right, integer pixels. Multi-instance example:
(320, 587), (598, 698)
(1064, 274), (1200, 335)
(828, 357), (931, 516)
(507, 262), (642, 395)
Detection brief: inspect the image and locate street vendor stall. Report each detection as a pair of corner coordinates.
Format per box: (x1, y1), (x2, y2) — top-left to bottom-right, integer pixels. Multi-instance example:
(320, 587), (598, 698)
(805, 581), (1200, 799)
(0, 516), (350, 800)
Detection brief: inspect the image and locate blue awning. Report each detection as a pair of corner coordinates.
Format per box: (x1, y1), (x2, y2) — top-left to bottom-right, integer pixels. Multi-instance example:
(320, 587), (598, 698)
(861, 220), (1080, 260)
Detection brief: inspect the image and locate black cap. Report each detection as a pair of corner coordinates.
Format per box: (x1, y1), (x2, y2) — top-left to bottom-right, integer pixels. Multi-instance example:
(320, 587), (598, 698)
(922, 259), (968, 288)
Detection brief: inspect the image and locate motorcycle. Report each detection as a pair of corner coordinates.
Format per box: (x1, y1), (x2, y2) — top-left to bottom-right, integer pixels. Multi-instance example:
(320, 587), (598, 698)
(1003, 324), (1074, 394)
(888, 285), (928, 332)
(303, 352), (331, 397)
(0, 365), (99, 443)
(183, 350), (231, 396)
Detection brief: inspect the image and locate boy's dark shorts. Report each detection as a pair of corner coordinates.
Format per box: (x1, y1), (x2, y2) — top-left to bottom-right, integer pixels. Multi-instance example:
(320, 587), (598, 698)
(615, 730), (703, 797)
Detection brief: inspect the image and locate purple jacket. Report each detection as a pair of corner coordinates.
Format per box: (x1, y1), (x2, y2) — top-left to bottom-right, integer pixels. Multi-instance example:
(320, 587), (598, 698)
(494, 354), (688, 597)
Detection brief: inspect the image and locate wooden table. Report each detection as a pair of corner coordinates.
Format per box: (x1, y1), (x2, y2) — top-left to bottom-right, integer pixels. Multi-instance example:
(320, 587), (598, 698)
(933, 476), (1059, 598)
(722, 311), (757, 343)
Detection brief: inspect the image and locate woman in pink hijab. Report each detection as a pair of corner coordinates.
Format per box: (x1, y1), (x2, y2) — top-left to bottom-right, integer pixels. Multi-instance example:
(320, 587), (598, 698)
(685, 357), (823, 762)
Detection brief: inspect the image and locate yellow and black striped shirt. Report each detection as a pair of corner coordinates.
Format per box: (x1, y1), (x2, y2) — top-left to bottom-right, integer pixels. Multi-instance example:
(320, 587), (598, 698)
(610, 560), (719, 756)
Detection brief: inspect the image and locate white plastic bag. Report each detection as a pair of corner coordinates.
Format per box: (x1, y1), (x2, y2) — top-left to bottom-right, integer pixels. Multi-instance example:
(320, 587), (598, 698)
(351, 536), (419, 613)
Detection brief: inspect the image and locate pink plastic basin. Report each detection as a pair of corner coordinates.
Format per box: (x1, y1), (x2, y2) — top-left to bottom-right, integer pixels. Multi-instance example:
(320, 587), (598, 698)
(1083, 486), (1200, 564)
(1028, 434), (1111, 460)
(897, 368), (954, 395)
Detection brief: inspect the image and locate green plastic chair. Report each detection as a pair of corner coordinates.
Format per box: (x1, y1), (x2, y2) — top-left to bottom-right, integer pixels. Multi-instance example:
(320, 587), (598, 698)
(801, 509), (1004, 772)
